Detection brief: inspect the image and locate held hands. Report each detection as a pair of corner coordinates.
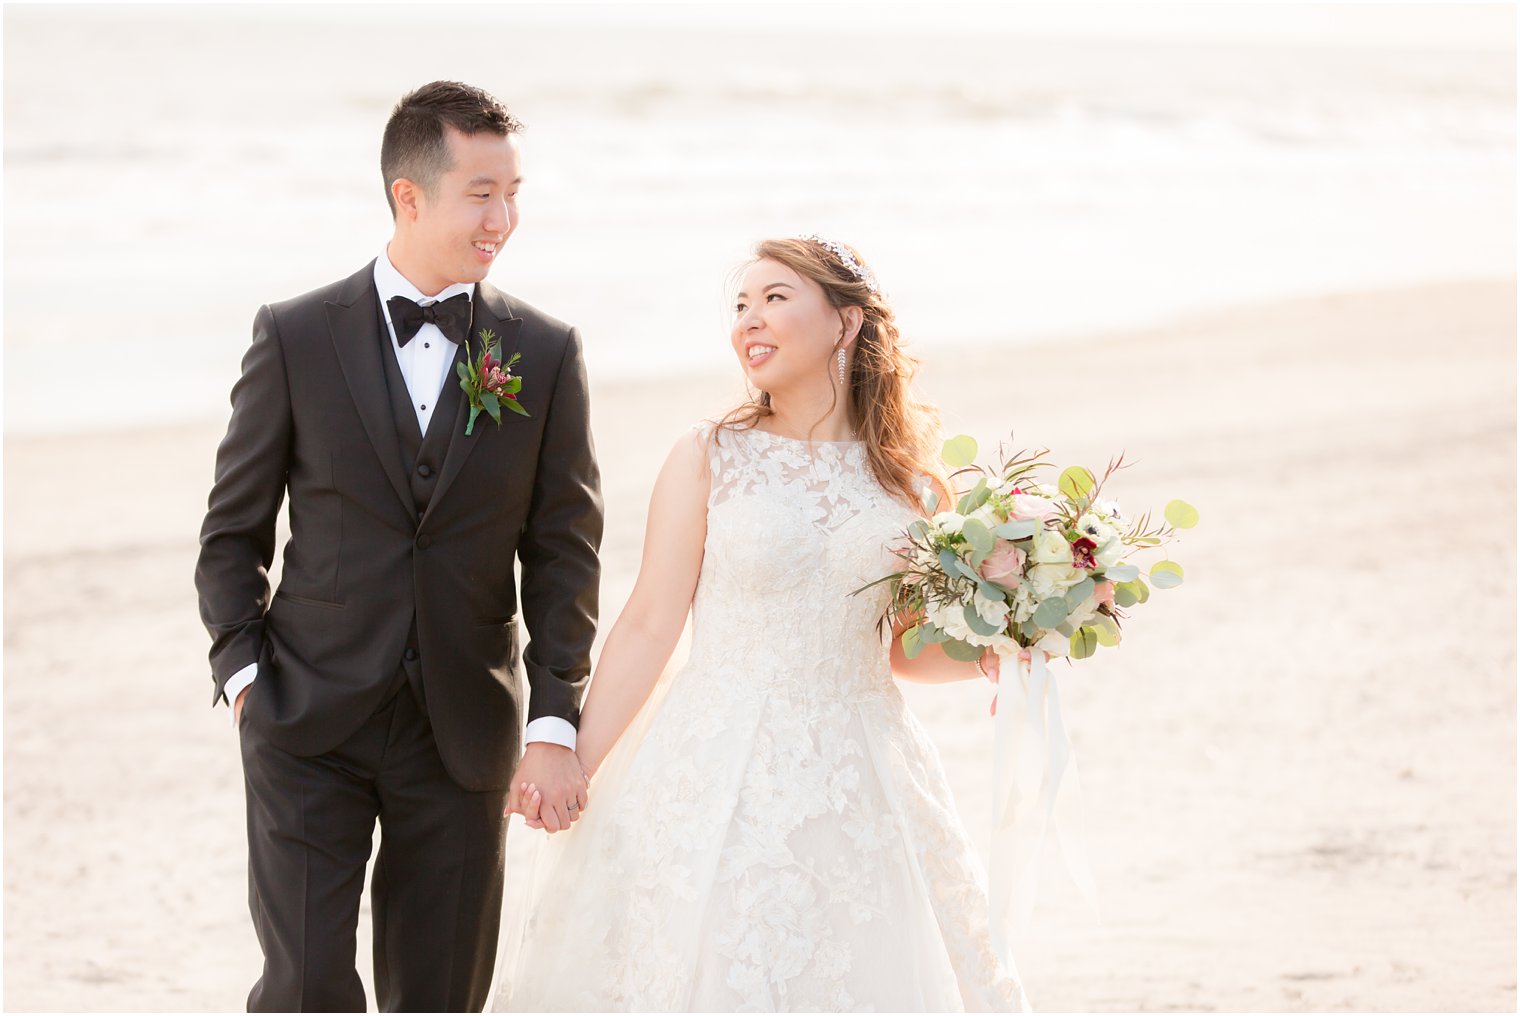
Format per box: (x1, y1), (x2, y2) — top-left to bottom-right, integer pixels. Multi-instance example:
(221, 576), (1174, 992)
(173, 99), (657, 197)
(505, 742), (590, 833)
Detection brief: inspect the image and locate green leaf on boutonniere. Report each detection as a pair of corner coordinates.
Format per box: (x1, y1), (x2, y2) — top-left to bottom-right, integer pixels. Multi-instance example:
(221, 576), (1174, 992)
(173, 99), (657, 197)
(460, 328), (530, 434)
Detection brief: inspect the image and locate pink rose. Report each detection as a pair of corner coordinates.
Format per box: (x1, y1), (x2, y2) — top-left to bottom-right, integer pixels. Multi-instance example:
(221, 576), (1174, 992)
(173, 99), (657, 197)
(979, 540), (1027, 588)
(1094, 581), (1115, 607)
(1008, 493), (1056, 521)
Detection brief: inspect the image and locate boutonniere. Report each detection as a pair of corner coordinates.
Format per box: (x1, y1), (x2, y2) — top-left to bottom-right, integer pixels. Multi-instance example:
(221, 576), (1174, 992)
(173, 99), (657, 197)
(458, 329), (529, 435)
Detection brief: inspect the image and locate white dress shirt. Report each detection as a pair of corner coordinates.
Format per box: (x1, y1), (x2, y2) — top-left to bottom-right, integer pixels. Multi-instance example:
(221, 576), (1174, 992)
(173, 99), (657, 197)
(225, 247), (576, 752)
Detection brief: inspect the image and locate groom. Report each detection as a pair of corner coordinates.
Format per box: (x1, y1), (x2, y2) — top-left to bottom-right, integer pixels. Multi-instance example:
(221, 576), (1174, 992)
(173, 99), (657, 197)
(196, 81), (602, 1011)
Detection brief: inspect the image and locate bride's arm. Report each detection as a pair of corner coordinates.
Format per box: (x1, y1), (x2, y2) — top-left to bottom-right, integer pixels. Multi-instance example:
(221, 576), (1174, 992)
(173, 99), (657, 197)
(574, 430), (710, 777)
(889, 614), (998, 685)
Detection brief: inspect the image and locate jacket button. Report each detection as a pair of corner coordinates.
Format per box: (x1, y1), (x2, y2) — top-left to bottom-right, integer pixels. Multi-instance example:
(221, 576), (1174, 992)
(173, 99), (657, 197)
(404, 647), (418, 662)
(417, 463), (433, 478)
(417, 534), (432, 549)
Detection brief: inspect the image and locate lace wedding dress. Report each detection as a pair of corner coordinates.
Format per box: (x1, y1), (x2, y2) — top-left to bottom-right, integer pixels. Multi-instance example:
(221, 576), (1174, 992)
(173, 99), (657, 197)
(491, 425), (1031, 1012)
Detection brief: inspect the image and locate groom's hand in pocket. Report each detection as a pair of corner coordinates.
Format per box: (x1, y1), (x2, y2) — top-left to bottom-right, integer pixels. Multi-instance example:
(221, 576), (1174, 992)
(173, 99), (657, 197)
(507, 743), (588, 833)
(234, 686), (251, 725)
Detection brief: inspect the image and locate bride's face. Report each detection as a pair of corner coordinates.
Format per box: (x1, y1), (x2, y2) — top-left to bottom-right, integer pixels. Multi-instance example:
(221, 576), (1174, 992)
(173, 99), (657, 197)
(731, 259), (843, 394)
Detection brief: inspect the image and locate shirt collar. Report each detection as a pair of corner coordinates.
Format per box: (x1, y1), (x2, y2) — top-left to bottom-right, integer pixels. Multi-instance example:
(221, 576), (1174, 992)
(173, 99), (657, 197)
(373, 245), (475, 311)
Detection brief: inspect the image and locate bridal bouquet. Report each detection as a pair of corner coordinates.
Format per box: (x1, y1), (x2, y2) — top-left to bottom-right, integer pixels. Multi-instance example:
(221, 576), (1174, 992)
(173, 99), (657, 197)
(879, 435), (1198, 665)
(867, 434), (1200, 952)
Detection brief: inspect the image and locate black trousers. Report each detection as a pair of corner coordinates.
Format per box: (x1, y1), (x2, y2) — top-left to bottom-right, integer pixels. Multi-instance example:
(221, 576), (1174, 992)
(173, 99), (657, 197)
(239, 681), (509, 1012)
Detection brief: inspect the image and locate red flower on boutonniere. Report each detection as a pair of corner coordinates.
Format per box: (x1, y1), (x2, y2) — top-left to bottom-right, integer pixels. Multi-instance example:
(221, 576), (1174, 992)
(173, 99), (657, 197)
(458, 328), (529, 435)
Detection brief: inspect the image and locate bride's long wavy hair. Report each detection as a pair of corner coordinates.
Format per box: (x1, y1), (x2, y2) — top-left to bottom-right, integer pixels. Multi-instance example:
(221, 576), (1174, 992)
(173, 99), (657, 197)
(714, 237), (948, 509)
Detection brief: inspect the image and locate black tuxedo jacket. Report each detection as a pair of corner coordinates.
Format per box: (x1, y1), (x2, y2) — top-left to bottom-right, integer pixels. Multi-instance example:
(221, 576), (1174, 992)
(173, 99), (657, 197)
(195, 261), (603, 791)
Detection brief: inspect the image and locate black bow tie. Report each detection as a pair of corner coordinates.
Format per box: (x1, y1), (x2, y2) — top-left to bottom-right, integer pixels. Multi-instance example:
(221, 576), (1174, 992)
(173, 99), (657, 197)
(387, 292), (471, 347)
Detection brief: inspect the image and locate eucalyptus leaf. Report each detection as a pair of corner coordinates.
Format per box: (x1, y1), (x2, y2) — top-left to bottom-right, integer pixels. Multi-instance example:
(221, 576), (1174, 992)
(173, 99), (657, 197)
(1064, 576), (1095, 612)
(1164, 499), (1200, 529)
(908, 520), (930, 543)
(1104, 563), (1140, 582)
(920, 487), (941, 514)
(942, 434), (978, 468)
(920, 621), (949, 644)
(956, 478), (991, 516)
(1070, 627), (1099, 660)
(1033, 597), (1069, 629)
(1113, 582), (1140, 608)
(1150, 560), (1185, 589)
(1094, 615), (1121, 647)
(901, 625), (925, 660)
(952, 558), (985, 585)
(940, 638), (985, 663)
(995, 519), (1038, 540)
(962, 518), (995, 564)
(1020, 619), (1041, 640)
(1059, 466), (1096, 500)
(963, 604), (1001, 637)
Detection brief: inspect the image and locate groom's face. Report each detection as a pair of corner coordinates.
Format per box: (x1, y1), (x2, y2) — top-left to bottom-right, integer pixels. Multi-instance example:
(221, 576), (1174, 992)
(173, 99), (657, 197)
(410, 127), (522, 290)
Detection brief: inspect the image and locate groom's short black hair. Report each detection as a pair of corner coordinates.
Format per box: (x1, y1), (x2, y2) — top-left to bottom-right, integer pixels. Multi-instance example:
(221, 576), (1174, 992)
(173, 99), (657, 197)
(381, 81), (524, 218)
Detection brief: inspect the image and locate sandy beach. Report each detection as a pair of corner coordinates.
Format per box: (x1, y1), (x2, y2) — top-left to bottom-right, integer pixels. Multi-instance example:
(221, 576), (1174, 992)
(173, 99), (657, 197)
(2, 277), (1513, 1011)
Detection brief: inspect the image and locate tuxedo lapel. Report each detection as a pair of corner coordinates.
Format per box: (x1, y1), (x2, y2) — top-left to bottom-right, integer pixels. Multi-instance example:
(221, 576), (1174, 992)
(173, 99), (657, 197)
(324, 265), (414, 516)
(427, 282), (523, 518)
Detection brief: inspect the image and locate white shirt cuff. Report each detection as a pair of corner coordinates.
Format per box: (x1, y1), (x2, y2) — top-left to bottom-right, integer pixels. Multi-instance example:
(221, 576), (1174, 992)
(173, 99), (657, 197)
(224, 663), (258, 728)
(524, 716), (577, 751)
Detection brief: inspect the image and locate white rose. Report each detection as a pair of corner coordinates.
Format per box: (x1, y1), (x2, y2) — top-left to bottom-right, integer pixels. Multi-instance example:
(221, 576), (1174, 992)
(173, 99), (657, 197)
(1028, 562), (1083, 601)
(1030, 529), (1073, 565)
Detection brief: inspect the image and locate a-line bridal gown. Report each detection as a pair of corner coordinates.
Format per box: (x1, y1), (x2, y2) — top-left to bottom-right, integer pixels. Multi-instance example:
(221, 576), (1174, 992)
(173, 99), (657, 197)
(491, 424), (1031, 1013)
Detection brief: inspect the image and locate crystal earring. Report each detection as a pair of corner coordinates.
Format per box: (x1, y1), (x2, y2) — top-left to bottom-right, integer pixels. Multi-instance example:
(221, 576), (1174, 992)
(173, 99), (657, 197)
(837, 348), (847, 385)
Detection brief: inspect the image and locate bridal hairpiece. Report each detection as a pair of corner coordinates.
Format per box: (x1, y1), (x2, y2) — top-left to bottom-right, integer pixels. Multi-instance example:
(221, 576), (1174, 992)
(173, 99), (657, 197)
(798, 234), (879, 294)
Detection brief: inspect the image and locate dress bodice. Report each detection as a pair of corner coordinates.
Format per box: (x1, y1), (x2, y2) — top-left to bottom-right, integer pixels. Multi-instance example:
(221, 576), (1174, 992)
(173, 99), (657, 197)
(685, 425), (921, 699)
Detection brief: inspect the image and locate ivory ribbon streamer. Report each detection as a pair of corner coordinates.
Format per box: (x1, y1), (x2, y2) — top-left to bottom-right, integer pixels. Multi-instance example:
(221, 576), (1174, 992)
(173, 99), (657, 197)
(987, 648), (1102, 968)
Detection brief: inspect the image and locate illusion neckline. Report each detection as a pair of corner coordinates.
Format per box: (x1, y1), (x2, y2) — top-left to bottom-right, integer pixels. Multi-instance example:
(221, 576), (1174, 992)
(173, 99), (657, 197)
(743, 426), (864, 448)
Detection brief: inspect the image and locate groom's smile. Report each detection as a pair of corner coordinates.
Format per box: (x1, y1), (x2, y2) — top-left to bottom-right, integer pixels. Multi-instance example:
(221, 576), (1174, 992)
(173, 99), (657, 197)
(389, 126), (522, 296)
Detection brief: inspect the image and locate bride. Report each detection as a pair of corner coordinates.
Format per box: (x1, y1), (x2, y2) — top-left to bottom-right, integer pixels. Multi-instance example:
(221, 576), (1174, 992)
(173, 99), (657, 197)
(491, 236), (1031, 1012)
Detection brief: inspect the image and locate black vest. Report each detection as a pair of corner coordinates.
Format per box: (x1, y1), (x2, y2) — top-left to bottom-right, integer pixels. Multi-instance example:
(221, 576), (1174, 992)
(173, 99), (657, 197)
(376, 298), (469, 711)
